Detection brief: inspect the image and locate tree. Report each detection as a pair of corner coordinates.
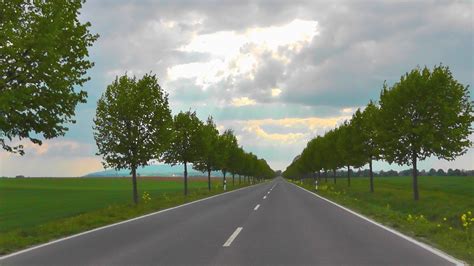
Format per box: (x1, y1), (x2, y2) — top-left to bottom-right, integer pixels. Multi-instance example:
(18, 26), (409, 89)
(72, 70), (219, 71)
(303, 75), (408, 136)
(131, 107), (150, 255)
(93, 74), (172, 204)
(351, 101), (381, 192)
(324, 129), (342, 183)
(193, 116), (219, 191)
(437, 169), (446, 176)
(336, 121), (365, 187)
(163, 110), (203, 196)
(216, 129), (238, 190)
(1, 0), (98, 154)
(228, 146), (245, 186)
(378, 65), (473, 200)
(428, 168), (437, 176)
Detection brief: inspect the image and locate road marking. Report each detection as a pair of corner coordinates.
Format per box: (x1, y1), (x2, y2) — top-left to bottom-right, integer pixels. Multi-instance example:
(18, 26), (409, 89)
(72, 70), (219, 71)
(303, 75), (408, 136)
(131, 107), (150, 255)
(254, 204), (260, 210)
(288, 181), (464, 266)
(267, 191), (270, 194)
(223, 227), (243, 247)
(263, 195), (267, 199)
(0, 184), (264, 261)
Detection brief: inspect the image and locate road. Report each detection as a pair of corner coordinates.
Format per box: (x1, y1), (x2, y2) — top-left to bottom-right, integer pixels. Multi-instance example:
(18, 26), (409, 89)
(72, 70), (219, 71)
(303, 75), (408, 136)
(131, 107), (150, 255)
(1, 177), (458, 265)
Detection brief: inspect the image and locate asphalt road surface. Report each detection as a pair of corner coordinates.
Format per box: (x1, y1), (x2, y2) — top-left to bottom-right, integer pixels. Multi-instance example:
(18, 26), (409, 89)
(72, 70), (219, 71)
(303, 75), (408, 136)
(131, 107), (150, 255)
(1, 177), (459, 265)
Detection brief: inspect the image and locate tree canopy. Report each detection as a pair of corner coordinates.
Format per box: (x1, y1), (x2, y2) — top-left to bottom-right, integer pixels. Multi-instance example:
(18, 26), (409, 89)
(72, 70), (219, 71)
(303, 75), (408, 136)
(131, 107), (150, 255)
(1, 0), (98, 154)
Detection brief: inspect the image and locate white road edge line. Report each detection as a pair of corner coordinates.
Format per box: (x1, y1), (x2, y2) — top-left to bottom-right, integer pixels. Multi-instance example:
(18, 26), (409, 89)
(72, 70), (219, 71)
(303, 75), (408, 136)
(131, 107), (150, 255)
(223, 227), (243, 247)
(254, 204), (260, 210)
(0, 184), (263, 261)
(263, 195), (267, 199)
(287, 181), (464, 266)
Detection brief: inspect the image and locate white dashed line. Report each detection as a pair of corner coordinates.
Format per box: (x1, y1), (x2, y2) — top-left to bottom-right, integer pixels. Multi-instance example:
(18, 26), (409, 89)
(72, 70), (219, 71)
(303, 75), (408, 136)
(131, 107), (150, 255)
(223, 227), (243, 247)
(263, 196), (267, 199)
(254, 204), (260, 210)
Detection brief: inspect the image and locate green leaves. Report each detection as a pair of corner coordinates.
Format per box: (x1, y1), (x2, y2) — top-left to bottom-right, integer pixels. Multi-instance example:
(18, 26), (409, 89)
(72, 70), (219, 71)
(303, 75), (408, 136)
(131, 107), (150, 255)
(163, 110), (203, 166)
(93, 74), (172, 171)
(378, 65), (473, 165)
(216, 129), (238, 175)
(193, 116), (220, 173)
(284, 64), (473, 196)
(0, 0), (98, 154)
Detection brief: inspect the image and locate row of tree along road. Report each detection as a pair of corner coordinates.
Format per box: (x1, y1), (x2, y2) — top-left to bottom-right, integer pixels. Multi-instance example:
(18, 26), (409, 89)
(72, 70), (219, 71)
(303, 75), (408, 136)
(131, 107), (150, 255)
(0, 1), (273, 205)
(93, 74), (275, 204)
(283, 65), (473, 200)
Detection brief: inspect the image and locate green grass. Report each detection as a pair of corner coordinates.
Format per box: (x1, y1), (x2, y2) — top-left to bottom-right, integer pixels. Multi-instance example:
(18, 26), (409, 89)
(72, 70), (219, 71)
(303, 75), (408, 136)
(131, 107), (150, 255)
(290, 176), (474, 264)
(0, 177), (252, 255)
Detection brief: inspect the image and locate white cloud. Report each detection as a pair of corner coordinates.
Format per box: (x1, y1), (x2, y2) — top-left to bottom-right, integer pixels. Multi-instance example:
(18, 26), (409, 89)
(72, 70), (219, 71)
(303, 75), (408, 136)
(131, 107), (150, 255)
(271, 88), (282, 97)
(167, 19), (319, 95)
(180, 19), (318, 57)
(231, 97), (257, 107)
(167, 60), (225, 88)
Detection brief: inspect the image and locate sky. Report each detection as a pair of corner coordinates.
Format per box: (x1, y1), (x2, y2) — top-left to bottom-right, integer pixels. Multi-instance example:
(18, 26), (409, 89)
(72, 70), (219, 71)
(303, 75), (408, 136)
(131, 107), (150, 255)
(1, 0), (473, 177)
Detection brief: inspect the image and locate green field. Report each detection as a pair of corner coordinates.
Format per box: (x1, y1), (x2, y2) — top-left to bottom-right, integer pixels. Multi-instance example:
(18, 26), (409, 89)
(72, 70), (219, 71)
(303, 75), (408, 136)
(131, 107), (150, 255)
(292, 176), (474, 263)
(0, 177), (249, 254)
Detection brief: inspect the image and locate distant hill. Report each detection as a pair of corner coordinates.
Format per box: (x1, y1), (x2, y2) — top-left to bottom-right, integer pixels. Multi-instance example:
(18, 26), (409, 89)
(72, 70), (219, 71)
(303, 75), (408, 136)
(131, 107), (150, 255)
(83, 164), (223, 178)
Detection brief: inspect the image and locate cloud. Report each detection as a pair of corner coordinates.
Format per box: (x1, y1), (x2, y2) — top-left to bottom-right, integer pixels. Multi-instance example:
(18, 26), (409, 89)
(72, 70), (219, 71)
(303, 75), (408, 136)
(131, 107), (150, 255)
(231, 97), (257, 107)
(3, 0), (471, 176)
(271, 88), (282, 97)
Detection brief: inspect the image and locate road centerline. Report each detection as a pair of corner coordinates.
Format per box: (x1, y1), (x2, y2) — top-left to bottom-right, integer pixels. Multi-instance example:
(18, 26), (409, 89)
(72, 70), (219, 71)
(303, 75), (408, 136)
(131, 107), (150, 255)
(263, 195), (267, 199)
(254, 204), (260, 210)
(223, 227), (243, 247)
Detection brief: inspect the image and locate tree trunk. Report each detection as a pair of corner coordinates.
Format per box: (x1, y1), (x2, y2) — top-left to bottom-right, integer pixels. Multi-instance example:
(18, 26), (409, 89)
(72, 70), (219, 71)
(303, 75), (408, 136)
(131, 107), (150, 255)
(184, 161), (188, 196)
(318, 170), (321, 183)
(207, 168), (211, 191)
(232, 173), (235, 186)
(325, 170), (328, 182)
(412, 151), (419, 201)
(131, 166), (138, 204)
(239, 175), (241, 185)
(369, 158), (374, 193)
(347, 165), (351, 187)
(333, 169), (336, 184)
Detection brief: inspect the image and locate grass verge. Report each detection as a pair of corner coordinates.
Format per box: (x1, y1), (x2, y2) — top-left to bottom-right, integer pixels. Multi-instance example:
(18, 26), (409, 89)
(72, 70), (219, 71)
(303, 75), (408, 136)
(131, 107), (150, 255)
(0, 178), (253, 255)
(288, 176), (473, 264)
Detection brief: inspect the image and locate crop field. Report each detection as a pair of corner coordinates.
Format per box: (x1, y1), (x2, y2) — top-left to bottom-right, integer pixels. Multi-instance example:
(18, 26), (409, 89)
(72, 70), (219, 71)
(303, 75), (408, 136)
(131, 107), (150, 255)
(0, 177), (226, 232)
(293, 175), (474, 263)
(0, 176), (247, 254)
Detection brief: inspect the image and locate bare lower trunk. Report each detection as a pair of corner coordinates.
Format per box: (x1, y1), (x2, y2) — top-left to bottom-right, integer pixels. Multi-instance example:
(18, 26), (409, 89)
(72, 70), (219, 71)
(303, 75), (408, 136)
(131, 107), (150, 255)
(131, 166), (138, 204)
(232, 173), (235, 186)
(333, 169), (336, 184)
(347, 165), (351, 187)
(325, 170), (328, 182)
(207, 168), (211, 191)
(369, 158), (374, 193)
(184, 161), (188, 196)
(318, 170), (321, 183)
(412, 151), (419, 201)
